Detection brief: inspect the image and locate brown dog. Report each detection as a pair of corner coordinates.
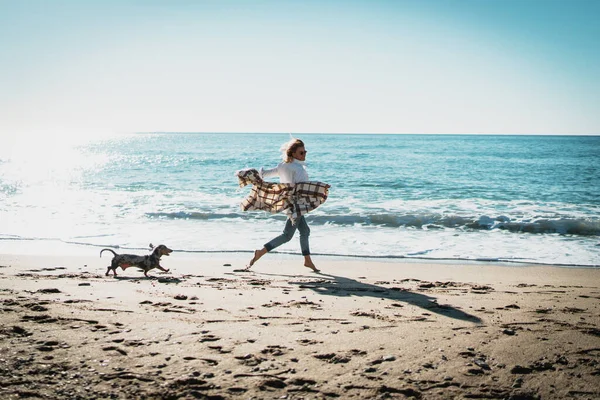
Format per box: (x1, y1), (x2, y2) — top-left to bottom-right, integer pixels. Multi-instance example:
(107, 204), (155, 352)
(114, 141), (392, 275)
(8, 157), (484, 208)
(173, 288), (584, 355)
(101, 244), (172, 277)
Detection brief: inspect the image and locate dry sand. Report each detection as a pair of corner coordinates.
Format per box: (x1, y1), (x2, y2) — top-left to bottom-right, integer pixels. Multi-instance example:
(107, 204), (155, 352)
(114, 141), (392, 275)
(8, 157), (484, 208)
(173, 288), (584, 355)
(0, 250), (599, 399)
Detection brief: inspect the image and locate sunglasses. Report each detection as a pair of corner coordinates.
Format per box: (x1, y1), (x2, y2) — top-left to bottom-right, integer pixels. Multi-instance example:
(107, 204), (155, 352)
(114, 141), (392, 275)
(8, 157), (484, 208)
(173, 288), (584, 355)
(298, 150), (307, 155)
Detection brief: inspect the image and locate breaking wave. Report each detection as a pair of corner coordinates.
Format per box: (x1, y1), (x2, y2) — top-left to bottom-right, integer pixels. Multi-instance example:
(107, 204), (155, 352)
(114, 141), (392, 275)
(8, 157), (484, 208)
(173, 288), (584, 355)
(146, 211), (600, 236)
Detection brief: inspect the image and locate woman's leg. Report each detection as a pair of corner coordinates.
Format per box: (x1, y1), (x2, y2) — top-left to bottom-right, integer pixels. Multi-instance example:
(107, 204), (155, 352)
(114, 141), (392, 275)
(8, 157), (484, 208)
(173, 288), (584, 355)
(265, 218), (297, 252)
(296, 216), (311, 256)
(297, 217), (319, 272)
(247, 218), (296, 268)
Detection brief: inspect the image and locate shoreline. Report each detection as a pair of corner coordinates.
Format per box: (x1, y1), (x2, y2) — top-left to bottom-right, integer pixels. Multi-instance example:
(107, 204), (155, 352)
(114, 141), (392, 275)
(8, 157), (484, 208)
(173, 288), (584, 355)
(1, 251), (599, 399)
(1, 238), (598, 269)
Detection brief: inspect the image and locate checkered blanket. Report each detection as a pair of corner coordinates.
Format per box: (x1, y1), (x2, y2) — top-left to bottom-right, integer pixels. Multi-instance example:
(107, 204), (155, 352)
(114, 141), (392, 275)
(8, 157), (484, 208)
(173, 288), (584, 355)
(236, 169), (330, 223)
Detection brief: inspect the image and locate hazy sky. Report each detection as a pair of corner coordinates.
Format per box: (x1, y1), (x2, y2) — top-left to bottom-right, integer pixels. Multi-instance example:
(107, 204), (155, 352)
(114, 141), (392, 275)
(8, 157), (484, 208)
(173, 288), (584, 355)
(1, 0), (599, 137)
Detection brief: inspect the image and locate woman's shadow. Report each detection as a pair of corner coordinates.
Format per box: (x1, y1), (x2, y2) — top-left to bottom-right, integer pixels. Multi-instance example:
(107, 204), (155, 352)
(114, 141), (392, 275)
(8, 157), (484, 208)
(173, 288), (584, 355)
(287, 272), (482, 324)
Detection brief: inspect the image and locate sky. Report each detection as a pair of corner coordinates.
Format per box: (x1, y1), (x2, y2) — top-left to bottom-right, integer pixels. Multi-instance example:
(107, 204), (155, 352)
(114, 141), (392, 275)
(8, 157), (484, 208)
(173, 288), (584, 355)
(1, 0), (599, 138)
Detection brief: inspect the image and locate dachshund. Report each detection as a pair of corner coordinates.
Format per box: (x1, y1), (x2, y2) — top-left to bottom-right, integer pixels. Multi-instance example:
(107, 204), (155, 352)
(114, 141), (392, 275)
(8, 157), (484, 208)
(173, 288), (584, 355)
(101, 244), (172, 277)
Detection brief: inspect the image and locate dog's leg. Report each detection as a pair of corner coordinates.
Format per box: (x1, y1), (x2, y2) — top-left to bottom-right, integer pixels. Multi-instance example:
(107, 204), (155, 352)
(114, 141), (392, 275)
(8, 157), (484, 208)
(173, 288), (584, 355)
(110, 261), (119, 277)
(156, 265), (170, 274)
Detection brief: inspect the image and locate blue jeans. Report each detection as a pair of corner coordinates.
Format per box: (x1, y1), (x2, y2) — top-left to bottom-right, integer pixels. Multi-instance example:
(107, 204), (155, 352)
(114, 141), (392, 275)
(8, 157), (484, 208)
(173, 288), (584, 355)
(264, 216), (310, 256)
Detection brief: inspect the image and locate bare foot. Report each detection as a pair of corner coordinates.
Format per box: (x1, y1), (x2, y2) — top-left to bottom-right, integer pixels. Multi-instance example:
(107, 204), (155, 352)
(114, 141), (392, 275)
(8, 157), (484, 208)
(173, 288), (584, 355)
(304, 261), (320, 273)
(247, 248), (266, 269)
(303, 255), (320, 272)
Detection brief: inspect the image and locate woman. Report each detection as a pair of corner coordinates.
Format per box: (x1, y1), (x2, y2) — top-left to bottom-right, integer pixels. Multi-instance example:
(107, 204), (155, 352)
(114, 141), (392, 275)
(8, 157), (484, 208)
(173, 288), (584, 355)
(247, 138), (320, 272)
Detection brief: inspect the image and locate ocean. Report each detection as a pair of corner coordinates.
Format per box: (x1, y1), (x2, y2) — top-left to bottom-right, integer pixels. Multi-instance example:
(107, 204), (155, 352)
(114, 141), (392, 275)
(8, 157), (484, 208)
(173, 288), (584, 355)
(1, 133), (599, 267)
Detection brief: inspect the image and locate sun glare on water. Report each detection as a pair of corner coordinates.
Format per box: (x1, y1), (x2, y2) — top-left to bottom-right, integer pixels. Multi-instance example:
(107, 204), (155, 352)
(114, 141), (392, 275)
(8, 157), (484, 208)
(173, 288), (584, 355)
(0, 132), (122, 223)
(3, 133), (111, 185)
(0, 131), (127, 239)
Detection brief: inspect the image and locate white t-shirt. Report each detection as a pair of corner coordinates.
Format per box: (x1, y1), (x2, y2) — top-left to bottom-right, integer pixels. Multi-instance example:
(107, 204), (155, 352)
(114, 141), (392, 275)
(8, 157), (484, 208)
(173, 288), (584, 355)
(260, 159), (309, 184)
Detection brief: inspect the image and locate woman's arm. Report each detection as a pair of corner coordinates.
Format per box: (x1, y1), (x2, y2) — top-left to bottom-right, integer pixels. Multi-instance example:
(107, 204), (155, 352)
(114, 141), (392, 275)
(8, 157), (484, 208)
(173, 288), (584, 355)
(260, 164), (280, 180)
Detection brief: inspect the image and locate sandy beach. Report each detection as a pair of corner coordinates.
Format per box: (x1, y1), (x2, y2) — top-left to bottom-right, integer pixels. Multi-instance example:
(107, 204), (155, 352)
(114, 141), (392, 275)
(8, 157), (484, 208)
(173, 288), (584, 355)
(1, 250), (599, 399)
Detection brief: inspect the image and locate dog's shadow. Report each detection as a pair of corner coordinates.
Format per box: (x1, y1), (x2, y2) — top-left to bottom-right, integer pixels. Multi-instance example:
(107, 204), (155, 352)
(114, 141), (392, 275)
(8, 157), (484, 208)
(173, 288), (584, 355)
(112, 275), (182, 284)
(285, 272), (483, 324)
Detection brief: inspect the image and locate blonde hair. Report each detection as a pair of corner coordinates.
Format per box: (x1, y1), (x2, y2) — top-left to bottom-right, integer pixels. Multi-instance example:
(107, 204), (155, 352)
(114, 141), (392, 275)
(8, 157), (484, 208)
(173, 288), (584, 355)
(280, 138), (305, 163)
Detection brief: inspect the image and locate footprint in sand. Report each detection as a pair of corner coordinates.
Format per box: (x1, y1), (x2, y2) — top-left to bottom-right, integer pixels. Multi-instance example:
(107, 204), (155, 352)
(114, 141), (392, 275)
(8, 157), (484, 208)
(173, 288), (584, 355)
(102, 345), (128, 356)
(313, 352), (352, 364)
(198, 333), (221, 343)
(296, 338), (323, 346)
(261, 345), (289, 357)
(36, 288), (61, 294)
(208, 345), (232, 354)
(0, 325), (31, 337)
(235, 353), (266, 366)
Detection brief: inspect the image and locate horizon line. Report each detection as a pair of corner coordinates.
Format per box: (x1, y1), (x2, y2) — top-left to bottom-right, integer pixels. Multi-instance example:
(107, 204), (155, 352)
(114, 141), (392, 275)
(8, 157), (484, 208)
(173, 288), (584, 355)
(134, 131), (600, 137)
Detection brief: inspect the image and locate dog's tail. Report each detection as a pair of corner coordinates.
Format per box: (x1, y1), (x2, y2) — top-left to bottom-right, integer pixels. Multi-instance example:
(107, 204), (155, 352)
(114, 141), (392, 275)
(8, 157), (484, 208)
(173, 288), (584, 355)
(100, 249), (118, 258)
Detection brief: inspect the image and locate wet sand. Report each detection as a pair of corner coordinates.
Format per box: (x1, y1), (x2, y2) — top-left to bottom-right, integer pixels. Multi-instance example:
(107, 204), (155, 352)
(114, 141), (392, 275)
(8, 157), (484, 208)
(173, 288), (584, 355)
(0, 251), (599, 399)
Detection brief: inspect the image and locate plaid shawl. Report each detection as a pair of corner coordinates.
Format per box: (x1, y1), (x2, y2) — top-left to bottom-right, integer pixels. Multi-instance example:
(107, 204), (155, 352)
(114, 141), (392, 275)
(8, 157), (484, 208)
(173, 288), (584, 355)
(237, 169), (330, 223)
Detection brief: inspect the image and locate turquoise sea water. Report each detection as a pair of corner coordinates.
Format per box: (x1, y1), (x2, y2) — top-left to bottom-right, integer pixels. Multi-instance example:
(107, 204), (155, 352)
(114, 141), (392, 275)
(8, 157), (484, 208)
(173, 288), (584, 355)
(1, 133), (599, 266)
